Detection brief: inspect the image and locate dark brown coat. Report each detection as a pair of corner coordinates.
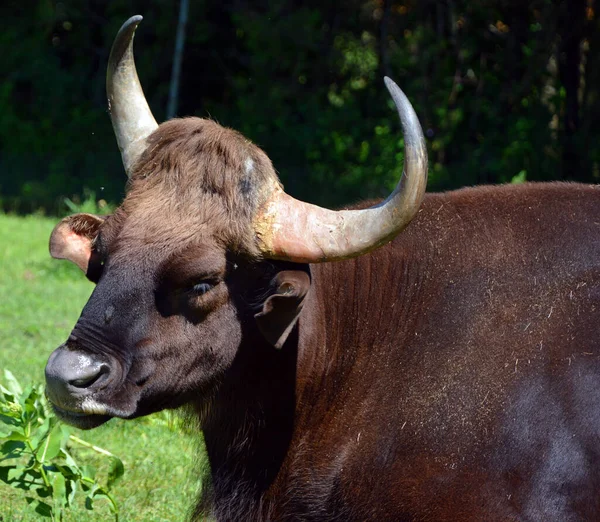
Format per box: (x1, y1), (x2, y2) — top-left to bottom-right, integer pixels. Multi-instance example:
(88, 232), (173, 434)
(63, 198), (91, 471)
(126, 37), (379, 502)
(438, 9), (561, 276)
(199, 182), (600, 520)
(46, 118), (600, 521)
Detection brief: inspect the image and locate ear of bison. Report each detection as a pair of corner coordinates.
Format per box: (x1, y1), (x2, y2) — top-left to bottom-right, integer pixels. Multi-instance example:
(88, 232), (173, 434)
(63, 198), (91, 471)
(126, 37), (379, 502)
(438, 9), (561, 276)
(49, 214), (105, 279)
(254, 270), (311, 349)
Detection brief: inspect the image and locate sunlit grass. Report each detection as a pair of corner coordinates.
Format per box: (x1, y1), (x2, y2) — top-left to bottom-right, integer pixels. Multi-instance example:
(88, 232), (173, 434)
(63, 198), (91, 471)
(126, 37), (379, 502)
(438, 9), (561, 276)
(0, 213), (202, 521)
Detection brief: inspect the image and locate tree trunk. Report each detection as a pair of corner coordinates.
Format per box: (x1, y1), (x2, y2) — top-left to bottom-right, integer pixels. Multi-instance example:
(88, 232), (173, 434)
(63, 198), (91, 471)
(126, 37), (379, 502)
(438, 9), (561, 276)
(167, 0), (189, 119)
(558, 0), (586, 180)
(378, 0), (392, 78)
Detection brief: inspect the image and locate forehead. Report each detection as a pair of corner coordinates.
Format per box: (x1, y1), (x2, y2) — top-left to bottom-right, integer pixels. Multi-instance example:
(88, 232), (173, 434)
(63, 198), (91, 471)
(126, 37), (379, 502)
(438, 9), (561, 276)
(128, 117), (276, 207)
(101, 117), (281, 260)
(98, 202), (227, 274)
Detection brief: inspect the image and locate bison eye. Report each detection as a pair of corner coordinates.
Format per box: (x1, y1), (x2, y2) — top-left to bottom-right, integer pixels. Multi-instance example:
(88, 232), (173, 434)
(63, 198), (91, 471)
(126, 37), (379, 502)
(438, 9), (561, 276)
(190, 282), (214, 296)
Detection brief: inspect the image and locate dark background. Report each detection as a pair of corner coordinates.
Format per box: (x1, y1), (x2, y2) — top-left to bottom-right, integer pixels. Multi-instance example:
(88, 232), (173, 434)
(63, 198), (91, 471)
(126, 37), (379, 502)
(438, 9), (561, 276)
(1, 0), (598, 214)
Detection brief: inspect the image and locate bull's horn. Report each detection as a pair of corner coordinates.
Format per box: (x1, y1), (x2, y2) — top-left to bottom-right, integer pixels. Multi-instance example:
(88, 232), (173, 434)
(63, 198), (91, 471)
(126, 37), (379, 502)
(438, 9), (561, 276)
(254, 77), (428, 263)
(107, 15), (158, 177)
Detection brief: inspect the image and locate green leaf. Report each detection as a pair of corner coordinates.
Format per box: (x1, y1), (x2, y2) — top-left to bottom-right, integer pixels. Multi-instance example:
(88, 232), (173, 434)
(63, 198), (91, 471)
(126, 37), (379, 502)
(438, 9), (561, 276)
(22, 387), (43, 419)
(60, 448), (82, 477)
(55, 462), (81, 482)
(85, 482), (101, 510)
(0, 439), (26, 459)
(0, 396), (23, 418)
(2, 467), (44, 491)
(30, 417), (52, 451)
(511, 170), (527, 184)
(52, 472), (67, 512)
(107, 456), (125, 488)
(91, 487), (119, 514)
(0, 464), (18, 484)
(81, 464), (97, 481)
(37, 420), (63, 461)
(0, 409), (21, 424)
(36, 484), (52, 498)
(3, 370), (23, 396)
(28, 498), (53, 518)
(66, 477), (77, 507)
(60, 423), (72, 440)
(0, 385), (18, 402)
(2, 429), (27, 442)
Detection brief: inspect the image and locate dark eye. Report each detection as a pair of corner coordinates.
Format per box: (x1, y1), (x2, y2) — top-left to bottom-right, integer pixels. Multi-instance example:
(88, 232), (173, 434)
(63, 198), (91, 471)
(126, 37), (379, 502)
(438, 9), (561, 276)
(189, 282), (213, 296)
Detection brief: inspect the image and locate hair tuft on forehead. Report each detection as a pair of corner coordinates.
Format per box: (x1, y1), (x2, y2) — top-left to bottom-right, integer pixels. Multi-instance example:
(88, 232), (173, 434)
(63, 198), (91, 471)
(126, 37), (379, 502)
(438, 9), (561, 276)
(121, 117), (282, 257)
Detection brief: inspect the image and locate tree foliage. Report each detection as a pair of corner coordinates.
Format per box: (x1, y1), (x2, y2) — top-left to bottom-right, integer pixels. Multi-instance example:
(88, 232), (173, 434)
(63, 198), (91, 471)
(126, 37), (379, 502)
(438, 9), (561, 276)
(1, 0), (599, 213)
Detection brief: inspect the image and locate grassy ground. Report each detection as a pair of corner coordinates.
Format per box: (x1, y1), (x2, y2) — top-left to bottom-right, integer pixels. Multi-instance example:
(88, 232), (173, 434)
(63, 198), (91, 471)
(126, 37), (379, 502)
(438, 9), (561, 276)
(0, 214), (202, 521)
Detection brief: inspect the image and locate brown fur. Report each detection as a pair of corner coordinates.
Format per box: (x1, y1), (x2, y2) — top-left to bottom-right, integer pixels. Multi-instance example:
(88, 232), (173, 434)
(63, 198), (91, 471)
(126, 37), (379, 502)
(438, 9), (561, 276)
(193, 182), (600, 521)
(125, 118), (281, 256)
(46, 116), (600, 521)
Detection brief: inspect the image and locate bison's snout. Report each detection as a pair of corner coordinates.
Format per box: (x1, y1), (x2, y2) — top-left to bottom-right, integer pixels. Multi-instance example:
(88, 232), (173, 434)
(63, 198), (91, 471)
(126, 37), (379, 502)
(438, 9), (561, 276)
(45, 346), (115, 428)
(46, 348), (110, 392)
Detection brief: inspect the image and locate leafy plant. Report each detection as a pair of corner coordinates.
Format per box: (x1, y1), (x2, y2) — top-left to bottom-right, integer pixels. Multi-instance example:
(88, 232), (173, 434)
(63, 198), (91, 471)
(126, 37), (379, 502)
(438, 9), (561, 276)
(0, 370), (124, 521)
(63, 189), (116, 216)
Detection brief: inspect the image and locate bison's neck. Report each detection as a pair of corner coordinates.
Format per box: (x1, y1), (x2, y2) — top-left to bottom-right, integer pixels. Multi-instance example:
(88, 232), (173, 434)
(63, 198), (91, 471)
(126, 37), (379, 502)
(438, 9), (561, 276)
(196, 245), (423, 520)
(197, 323), (299, 520)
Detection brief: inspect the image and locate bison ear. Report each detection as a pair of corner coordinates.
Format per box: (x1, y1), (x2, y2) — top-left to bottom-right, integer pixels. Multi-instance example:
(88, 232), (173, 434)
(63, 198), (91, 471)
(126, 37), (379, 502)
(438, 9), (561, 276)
(254, 270), (311, 349)
(49, 214), (106, 276)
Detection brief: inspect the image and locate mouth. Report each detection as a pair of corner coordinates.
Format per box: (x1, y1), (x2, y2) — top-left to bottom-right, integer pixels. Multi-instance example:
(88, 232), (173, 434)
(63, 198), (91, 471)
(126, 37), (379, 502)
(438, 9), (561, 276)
(50, 403), (113, 430)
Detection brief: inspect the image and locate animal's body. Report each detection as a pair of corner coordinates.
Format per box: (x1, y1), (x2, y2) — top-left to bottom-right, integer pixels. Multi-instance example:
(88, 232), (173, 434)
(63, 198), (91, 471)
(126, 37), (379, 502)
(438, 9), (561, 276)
(44, 16), (600, 521)
(202, 182), (600, 521)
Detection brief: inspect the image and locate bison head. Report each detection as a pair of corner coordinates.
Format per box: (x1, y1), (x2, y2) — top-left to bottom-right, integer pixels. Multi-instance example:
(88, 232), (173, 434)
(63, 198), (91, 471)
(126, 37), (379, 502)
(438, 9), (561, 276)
(44, 16), (427, 429)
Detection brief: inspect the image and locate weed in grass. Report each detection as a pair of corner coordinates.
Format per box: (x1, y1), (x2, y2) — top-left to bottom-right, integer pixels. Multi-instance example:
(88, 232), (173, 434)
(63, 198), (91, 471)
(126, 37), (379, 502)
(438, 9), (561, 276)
(0, 370), (123, 520)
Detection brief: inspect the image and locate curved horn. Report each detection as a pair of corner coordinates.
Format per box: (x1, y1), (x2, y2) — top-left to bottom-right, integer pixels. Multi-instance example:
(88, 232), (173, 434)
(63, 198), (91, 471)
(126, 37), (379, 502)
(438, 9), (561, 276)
(254, 77), (428, 263)
(107, 15), (158, 177)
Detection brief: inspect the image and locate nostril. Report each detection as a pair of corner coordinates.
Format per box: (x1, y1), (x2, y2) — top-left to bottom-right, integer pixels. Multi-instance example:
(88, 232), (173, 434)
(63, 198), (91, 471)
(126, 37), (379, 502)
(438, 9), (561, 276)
(68, 363), (110, 389)
(46, 348), (112, 396)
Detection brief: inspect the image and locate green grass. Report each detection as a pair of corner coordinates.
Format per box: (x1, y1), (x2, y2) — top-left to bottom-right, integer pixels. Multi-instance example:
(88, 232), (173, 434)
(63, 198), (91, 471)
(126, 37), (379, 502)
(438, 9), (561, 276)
(0, 214), (202, 521)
